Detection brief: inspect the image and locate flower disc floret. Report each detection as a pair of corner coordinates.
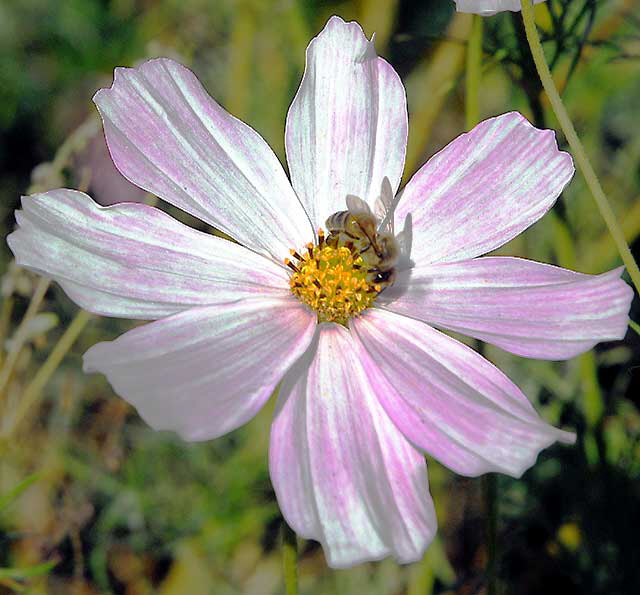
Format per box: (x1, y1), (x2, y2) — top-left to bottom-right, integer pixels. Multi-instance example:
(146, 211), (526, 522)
(286, 231), (381, 325)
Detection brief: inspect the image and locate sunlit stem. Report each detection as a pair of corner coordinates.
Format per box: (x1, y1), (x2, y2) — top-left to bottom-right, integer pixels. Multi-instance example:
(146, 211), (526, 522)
(1, 309), (92, 438)
(629, 319), (640, 337)
(408, 549), (434, 595)
(282, 521), (298, 595)
(520, 0), (640, 296)
(0, 277), (50, 398)
(465, 15), (483, 131)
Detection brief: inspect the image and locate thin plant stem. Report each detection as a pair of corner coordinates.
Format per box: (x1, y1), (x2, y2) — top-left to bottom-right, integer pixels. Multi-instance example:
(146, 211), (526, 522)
(0, 296), (15, 367)
(629, 319), (640, 337)
(520, 0), (640, 296)
(465, 14), (483, 131)
(0, 277), (50, 397)
(482, 474), (498, 595)
(404, 13), (472, 175)
(408, 546), (435, 595)
(2, 309), (92, 438)
(282, 521), (298, 595)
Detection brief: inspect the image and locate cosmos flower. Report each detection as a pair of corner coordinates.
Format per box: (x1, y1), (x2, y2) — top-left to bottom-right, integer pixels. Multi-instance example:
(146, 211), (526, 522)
(7, 16), (632, 568)
(72, 129), (148, 206)
(454, 0), (546, 15)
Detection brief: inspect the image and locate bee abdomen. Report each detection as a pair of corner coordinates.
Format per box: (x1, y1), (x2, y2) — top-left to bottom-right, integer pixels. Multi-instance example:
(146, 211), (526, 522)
(325, 211), (350, 234)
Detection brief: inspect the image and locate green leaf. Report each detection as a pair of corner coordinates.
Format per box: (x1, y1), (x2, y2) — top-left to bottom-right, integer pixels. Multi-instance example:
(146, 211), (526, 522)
(0, 473), (40, 514)
(0, 559), (58, 580)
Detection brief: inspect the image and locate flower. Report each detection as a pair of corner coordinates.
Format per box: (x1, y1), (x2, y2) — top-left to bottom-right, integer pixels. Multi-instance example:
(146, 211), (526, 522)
(72, 128), (148, 206)
(454, 0), (546, 15)
(7, 16), (632, 568)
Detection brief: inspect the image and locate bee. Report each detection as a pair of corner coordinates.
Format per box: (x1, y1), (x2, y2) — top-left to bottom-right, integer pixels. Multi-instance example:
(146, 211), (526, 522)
(325, 194), (399, 289)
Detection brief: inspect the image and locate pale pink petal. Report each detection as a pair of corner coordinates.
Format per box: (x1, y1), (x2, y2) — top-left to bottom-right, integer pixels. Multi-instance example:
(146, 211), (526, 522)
(270, 324), (436, 568)
(396, 112), (574, 265)
(454, 0), (546, 15)
(94, 58), (313, 261)
(383, 257), (632, 359)
(351, 309), (574, 478)
(7, 189), (290, 320)
(285, 15), (408, 230)
(84, 298), (316, 441)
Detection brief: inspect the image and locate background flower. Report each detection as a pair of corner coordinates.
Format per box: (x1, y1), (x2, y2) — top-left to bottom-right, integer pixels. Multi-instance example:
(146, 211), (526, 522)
(454, 0), (547, 15)
(72, 129), (148, 206)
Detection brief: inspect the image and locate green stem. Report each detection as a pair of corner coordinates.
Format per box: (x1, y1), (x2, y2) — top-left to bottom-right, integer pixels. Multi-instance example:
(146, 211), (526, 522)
(1, 309), (92, 438)
(483, 474), (498, 595)
(0, 277), (50, 398)
(0, 296), (14, 367)
(520, 0), (640, 295)
(408, 553), (434, 595)
(282, 521), (298, 595)
(629, 319), (640, 337)
(465, 15), (483, 131)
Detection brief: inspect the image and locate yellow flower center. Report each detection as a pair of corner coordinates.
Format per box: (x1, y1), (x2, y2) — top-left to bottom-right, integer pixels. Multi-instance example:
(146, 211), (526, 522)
(286, 230), (383, 326)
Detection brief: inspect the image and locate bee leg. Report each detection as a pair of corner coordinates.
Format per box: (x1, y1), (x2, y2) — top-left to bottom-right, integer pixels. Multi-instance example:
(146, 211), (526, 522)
(325, 233), (338, 248)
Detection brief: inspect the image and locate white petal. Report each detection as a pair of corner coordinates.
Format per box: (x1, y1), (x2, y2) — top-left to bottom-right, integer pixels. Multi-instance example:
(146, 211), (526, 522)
(84, 298), (317, 441)
(396, 112), (574, 265)
(454, 0), (547, 16)
(7, 190), (290, 319)
(351, 309), (575, 477)
(270, 324), (436, 568)
(383, 257), (632, 359)
(285, 16), (408, 230)
(94, 58), (313, 261)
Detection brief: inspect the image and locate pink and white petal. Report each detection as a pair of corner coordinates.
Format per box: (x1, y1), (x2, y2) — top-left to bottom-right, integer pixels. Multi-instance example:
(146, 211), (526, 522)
(396, 112), (574, 265)
(94, 58), (313, 261)
(83, 298), (316, 441)
(454, 0), (546, 15)
(270, 324), (436, 568)
(384, 257), (633, 360)
(285, 16), (408, 230)
(7, 189), (290, 320)
(351, 309), (574, 478)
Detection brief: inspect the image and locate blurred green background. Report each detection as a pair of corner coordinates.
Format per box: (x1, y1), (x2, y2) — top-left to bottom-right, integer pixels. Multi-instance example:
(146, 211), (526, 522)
(0, 0), (639, 593)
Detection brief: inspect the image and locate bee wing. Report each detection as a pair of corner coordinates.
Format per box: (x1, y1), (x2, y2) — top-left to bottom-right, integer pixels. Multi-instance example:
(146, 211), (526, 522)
(373, 178), (392, 221)
(345, 194), (372, 215)
(395, 213), (413, 262)
(375, 176), (400, 234)
(395, 229), (410, 259)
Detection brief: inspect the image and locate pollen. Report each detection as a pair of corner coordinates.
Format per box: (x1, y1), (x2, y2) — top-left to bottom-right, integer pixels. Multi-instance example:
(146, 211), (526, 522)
(286, 230), (382, 325)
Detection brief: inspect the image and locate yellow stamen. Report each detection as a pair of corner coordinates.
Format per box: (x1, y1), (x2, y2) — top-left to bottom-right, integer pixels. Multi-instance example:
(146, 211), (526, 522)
(286, 236), (383, 325)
